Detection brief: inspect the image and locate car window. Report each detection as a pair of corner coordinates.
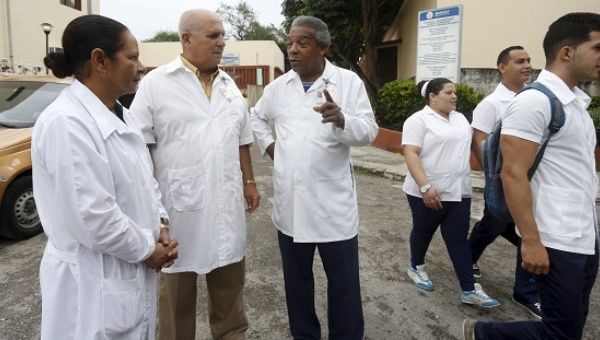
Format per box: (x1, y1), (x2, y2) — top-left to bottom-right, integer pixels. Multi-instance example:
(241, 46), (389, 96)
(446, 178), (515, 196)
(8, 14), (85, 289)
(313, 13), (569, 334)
(0, 81), (67, 128)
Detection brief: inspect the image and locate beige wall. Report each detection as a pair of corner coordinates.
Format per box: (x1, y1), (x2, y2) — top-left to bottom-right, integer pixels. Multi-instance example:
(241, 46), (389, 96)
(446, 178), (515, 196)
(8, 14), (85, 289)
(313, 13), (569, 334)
(389, 0), (600, 80)
(139, 40), (285, 82)
(1, 0), (99, 74)
(383, 0), (436, 80)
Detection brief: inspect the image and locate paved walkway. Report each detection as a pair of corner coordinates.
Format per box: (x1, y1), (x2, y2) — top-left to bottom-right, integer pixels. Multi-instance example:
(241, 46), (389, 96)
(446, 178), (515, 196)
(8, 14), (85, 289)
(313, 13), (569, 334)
(351, 145), (485, 191)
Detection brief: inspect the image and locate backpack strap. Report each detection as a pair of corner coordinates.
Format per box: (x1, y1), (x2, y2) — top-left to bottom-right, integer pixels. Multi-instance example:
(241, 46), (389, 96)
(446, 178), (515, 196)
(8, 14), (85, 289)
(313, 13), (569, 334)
(518, 82), (565, 179)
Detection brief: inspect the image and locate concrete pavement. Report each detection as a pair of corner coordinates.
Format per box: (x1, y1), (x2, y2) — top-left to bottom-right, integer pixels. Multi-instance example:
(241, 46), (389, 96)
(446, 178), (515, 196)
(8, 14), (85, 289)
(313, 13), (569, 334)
(350, 145), (486, 191)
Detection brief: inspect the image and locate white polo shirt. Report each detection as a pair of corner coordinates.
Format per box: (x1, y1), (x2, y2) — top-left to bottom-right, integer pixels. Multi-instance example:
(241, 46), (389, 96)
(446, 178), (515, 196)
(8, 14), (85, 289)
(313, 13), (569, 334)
(402, 105), (473, 201)
(501, 69), (598, 255)
(471, 82), (516, 134)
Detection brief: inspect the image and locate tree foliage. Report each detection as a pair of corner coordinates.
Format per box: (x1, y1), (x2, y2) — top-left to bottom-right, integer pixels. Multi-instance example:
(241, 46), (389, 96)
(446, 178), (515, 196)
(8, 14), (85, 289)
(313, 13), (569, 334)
(377, 79), (485, 130)
(217, 1), (286, 41)
(217, 1), (287, 57)
(143, 30), (180, 42)
(282, 0), (404, 97)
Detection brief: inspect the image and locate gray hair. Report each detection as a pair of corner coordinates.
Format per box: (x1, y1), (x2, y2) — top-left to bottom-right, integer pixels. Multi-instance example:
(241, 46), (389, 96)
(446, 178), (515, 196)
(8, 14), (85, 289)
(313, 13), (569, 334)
(291, 16), (331, 47)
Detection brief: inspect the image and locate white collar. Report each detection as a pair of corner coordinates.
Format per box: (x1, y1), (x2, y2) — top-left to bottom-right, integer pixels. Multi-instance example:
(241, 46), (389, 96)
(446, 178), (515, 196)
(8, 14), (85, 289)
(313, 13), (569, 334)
(284, 59), (338, 88)
(536, 69), (591, 108)
(69, 79), (129, 140)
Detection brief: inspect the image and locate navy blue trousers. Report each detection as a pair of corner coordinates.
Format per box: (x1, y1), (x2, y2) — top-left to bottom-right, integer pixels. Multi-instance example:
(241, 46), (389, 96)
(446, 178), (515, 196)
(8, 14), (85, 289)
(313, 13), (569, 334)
(469, 205), (538, 303)
(277, 231), (364, 340)
(407, 195), (475, 291)
(475, 243), (599, 340)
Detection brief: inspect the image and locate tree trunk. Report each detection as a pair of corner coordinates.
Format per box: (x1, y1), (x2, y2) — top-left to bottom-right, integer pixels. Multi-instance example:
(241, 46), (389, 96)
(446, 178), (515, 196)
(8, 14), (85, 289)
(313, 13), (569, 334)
(362, 0), (380, 94)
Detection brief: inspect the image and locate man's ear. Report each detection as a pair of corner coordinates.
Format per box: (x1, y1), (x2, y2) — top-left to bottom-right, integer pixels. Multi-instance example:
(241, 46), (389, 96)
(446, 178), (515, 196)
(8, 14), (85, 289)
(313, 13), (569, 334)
(181, 32), (192, 49)
(90, 48), (108, 76)
(497, 63), (506, 75)
(557, 45), (574, 62)
(320, 45), (328, 58)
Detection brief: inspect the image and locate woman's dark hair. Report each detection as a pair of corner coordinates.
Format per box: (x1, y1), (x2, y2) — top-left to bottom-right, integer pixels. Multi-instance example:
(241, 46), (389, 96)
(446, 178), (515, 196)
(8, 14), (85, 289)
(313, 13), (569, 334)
(43, 15), (128, 79)
(417, 78), (453, 105)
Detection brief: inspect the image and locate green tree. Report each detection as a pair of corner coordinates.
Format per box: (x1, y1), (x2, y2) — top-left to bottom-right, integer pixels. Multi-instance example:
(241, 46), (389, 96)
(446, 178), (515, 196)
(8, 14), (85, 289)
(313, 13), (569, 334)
(217, 1), (258, 40)
(143, 30), (180, 42)
(217, 1), (287, 56)
(282, 0), (404, 98)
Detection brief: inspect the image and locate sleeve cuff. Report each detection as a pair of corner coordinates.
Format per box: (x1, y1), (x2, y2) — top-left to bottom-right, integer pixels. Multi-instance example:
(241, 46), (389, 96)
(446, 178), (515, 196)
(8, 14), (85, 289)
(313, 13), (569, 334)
(134, 229), (156, 263)
(501, 128), (543, 144)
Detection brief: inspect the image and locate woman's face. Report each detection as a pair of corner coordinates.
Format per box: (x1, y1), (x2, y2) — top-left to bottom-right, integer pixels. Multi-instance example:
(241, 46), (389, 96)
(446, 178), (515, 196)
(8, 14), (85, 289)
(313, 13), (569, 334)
(429, 82), (457, 114)
(106, 30), (145, 96)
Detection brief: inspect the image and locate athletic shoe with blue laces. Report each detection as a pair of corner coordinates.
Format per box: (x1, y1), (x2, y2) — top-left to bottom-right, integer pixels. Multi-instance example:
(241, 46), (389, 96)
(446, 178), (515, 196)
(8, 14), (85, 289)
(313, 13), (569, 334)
(461, 283), (501, 308)
(407, 264), (434, 291)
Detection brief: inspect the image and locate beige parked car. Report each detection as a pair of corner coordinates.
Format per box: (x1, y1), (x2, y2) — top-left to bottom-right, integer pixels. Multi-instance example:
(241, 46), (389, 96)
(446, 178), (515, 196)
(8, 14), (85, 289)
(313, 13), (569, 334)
(0, 75), (70, 239)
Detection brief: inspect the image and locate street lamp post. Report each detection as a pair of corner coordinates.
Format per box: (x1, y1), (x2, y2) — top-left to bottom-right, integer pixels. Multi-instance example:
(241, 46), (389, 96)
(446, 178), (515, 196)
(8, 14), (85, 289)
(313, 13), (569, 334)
(41, 22), (53, 75)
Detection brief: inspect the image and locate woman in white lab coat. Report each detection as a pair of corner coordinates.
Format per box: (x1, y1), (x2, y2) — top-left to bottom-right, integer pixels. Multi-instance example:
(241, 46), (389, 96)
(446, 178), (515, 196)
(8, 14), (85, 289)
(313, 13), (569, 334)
(33, 15), (178, 339)
(402, 78), (500, 308)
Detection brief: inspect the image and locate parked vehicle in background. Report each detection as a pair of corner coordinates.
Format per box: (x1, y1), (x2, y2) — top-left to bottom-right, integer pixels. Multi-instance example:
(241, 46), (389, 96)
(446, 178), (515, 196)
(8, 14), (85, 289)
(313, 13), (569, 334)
(0, 76), (70, 239)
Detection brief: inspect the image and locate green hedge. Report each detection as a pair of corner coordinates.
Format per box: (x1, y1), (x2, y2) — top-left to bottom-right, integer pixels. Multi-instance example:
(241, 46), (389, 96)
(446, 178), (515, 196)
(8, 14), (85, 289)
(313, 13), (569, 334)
(376, 79), (485, 131)
(590, 106), (600, 127)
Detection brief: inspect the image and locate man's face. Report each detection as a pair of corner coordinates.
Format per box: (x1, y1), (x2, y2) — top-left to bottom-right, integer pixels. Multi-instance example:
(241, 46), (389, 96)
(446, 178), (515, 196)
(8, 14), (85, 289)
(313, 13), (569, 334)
(571, 31), (600, 82)
(182, 18), (225, 72)
(287, 26), (326, 81)
(499, 49), (532, 86)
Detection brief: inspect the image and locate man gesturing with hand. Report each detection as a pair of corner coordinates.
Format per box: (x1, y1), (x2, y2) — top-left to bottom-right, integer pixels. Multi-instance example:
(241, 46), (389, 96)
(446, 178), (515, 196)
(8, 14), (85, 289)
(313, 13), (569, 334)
(251, 16), (378, 340)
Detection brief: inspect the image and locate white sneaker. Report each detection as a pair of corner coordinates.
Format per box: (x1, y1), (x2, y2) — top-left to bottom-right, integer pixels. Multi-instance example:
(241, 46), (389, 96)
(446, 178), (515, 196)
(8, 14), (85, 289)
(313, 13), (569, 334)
(407, 265), (434, 291)
(461, 283), (500, 308)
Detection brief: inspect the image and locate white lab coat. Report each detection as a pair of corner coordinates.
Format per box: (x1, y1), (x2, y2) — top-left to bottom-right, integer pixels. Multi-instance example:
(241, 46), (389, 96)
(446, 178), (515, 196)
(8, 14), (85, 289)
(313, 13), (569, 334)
(32, 80), (166, 339)
(129, 57), (254, 274)
(251, 60), (379, 242)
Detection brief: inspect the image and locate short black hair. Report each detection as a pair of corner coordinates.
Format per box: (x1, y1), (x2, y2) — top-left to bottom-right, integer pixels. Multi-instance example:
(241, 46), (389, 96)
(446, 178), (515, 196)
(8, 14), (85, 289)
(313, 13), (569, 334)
(497, 46), (525, 66)
(43, 15), (128, 79)
(543, 12), (600, 64)
(417, 78), (453, 105)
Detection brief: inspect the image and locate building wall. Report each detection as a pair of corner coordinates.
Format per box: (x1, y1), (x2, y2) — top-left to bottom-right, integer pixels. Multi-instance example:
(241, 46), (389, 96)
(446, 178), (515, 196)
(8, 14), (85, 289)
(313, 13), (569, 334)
(438, 0), (600, 70)
(0, 0), (100, 74)
(388, 0), (600, 80)
(383, 0), (436, 80)
(139, 40), (284, 83)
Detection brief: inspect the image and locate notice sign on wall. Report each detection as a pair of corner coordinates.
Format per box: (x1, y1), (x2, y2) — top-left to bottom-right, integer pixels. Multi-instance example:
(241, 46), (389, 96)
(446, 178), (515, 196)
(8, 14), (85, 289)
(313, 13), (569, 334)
(220, 52), (240, 65)
(416, 5), (463, 83)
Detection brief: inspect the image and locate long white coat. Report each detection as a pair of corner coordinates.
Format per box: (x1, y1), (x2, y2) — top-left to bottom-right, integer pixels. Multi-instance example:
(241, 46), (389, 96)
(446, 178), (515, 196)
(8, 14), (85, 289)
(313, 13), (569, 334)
(251, 60), (379, 242)
(32, 80), (165, 339)
(129, 57), (254, 274)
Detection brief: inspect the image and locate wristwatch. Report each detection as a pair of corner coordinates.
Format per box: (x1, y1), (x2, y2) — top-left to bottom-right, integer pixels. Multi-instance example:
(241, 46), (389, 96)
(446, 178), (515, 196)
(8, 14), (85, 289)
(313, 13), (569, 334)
(160, 217), (170, 230)
(419, 183), (432, 194)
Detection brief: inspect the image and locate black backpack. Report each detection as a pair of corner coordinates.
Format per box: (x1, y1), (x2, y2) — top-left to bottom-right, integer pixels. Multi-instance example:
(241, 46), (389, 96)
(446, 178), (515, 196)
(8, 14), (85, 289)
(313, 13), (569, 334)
(483, 82), (566, 223)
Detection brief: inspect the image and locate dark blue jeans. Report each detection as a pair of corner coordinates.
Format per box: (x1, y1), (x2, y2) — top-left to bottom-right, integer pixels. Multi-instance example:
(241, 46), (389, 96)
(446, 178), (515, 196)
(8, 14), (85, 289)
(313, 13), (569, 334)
(407, 195), (475, 291)
(469, 205), (538, 303)
(475, 243), (599, 340)
(277, 231), (364, 340)
(469, 205), (520, 261)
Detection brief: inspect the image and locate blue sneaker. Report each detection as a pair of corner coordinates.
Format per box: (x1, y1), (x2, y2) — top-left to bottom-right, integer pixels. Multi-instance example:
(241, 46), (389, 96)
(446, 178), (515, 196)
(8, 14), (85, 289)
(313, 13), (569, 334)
(407, 265), (434, 291)
(461, 283), (500, 308)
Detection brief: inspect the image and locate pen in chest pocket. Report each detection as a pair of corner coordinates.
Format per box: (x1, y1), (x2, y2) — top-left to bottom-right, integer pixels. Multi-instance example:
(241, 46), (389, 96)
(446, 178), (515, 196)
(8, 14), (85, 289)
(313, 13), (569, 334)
(314, 78), (332, 108)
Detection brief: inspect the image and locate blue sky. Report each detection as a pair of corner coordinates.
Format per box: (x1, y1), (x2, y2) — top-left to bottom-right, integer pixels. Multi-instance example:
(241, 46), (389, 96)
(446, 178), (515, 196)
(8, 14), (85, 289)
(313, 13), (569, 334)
(100, 0), (285, 40)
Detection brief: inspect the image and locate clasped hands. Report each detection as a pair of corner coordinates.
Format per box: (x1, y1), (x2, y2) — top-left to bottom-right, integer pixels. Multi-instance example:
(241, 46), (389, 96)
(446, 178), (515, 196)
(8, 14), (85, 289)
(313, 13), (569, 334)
(144, 228), (179, 272)
(313, 89), (345, 129)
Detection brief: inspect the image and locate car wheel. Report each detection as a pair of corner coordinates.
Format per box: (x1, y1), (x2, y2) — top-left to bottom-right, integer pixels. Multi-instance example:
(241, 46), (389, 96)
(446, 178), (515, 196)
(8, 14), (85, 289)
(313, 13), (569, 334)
(0, 176), (42, 240)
